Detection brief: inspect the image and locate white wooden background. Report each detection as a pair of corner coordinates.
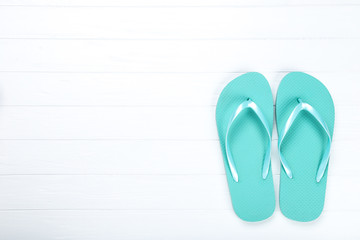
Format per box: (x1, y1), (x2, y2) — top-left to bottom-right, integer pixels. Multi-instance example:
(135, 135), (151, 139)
(0, 0), (360, 239)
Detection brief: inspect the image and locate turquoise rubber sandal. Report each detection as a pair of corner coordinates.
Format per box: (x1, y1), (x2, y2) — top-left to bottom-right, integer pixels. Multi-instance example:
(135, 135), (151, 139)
(216, 72), (275, 222)
(276, 72), (335, 222)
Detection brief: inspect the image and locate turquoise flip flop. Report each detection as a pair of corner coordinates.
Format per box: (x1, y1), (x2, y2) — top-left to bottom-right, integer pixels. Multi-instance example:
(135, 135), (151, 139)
(276, 72), (335, 222)
(216, 72), (275, 222)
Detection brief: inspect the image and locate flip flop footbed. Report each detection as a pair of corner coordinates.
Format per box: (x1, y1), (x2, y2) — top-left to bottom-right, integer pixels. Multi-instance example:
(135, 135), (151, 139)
(276, 72), (335, 222)
(216, 72), (275, 222)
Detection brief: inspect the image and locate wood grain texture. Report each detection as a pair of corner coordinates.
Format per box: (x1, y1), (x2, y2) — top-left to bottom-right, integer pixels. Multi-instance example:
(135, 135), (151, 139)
(1, 0), (359, 7)
(0, 6), (359, 39)
(0, 72), (358, 106)
(0, 1), (360, 239)
(0, 105), (357, 140)
(0, 210), (358, 240)
(0, 139), (356, 175)
(1, 39), (360, 72)
(0, 175), (358, 211)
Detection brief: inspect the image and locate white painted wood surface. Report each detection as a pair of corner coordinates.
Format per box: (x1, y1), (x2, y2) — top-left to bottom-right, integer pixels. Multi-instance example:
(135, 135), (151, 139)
(0, 1), (359, 239)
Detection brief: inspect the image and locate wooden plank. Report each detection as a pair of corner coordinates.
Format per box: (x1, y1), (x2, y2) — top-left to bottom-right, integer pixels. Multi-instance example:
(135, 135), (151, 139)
(0, 105), (356, 140)
(0, 6), (359, 39)
(0, 210), (358, 239)
(0, 72), (358, 106)
(0, 139), (356, 176)
(0, 175), (357, 211)
(0, 210), (359, 240)
(1, 0), (359, 7)
(0, 72), (247, 106)
(1, 39), (360, 72)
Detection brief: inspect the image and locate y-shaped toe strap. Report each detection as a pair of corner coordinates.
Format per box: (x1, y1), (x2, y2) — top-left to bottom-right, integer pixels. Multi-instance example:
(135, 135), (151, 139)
(225, 98), (272, 182)
(278, 98), (332, 182)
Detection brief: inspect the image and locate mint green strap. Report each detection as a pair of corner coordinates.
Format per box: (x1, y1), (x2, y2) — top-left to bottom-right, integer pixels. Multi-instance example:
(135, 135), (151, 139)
(278, 98), (332, 182)
(225, 98), (272, 182)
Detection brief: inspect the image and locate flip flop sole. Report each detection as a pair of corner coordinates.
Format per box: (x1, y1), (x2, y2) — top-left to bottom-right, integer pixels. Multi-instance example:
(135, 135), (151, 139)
(276, 72), (335, 222)
(216, 72), (275, 222)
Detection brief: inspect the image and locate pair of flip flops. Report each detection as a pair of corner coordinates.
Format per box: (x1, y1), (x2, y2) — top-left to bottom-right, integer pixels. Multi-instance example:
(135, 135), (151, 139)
(216, 72), (335, 222)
